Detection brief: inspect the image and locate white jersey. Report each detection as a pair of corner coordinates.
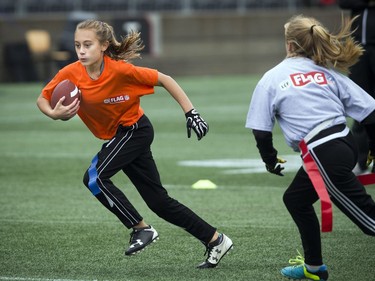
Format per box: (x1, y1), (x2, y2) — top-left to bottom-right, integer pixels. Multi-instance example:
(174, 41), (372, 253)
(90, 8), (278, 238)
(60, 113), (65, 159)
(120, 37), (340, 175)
(246, 57), (375, 151)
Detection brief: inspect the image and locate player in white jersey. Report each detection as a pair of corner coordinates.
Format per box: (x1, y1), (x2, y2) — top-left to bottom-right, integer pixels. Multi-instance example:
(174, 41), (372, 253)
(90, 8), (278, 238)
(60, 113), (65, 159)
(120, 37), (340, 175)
(246, 15), (375, 281)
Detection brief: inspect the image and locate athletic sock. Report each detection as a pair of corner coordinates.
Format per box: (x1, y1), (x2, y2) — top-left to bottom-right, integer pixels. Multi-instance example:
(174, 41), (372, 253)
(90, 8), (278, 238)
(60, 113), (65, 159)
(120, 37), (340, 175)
(305, 264), (323, 272)
(209, 233), (223, 246)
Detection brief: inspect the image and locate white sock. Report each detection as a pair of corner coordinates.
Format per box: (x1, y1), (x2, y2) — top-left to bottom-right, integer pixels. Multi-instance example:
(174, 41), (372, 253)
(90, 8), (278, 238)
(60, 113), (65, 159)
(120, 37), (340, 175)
(305, 264), (323, 272)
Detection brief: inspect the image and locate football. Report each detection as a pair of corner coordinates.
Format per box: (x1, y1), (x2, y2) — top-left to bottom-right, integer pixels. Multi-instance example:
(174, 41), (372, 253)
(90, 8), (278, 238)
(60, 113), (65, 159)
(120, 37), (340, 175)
(50, 79), (81, 109)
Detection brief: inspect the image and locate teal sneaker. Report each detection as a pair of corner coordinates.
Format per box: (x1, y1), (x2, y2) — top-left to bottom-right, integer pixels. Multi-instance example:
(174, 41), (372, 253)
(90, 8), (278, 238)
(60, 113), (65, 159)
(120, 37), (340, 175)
(280, 251), (329, 280)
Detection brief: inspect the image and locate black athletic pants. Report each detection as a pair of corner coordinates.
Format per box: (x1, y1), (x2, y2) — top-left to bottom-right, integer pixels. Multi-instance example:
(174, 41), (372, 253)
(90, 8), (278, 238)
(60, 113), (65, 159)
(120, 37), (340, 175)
(83, 114), (216, 243)
(283, 125), (375, 265)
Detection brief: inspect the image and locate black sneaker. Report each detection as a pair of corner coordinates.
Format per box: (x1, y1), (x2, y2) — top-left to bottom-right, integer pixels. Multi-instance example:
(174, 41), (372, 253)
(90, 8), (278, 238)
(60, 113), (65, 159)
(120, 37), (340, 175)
(125, 225), (159, 256)
(197, 233), (233, 269)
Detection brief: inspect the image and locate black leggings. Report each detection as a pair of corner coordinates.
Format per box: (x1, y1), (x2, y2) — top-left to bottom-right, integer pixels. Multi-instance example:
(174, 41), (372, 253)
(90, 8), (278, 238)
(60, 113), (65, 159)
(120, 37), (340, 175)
(283, 125), (375, 265)
(83, 115), (216, 243)
(349, 45), (375, 169)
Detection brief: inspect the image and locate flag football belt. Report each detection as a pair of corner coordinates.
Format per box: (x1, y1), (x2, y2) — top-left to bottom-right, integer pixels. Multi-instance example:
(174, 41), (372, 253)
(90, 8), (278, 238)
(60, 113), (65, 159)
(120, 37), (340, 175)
(299, 120), (375, 232)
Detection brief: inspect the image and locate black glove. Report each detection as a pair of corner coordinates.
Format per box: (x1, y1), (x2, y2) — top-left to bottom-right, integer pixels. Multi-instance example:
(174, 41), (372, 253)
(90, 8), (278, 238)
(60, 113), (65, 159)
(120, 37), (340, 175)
(265, 157), (286, 176)
(366, 150), (375, 173)
(185, 108), (209, 140)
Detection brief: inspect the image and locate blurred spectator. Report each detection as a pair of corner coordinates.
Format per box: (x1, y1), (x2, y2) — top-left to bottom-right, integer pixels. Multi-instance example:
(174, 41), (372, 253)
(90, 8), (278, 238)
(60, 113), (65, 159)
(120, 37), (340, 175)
(319, 0), (337, 6)
(338, 0), (375, 174)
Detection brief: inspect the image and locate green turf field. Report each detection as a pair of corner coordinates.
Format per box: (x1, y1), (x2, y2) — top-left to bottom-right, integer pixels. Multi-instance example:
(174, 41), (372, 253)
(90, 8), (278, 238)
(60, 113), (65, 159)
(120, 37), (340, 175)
(0, 75), (374, 281)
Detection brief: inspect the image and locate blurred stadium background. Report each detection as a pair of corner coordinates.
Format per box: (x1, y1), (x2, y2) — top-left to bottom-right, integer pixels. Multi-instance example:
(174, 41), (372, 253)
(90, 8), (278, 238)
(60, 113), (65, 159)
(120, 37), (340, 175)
(0, 0), (342, 83)
(4, 3), (375, 280)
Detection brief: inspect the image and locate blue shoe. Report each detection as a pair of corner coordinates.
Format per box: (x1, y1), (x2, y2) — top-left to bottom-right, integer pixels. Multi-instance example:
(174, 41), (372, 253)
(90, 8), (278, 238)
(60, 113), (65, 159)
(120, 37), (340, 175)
(280, 251), (329, 280)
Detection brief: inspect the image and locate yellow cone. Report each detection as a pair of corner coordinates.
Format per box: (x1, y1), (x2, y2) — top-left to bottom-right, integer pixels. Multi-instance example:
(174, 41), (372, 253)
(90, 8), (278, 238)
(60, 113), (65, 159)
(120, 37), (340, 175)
(192, 179), (217, 189)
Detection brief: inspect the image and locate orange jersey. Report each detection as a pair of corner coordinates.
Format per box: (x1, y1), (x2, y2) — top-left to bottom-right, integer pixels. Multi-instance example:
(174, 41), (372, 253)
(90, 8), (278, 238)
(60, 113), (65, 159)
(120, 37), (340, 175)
(42, 55), (158, 140)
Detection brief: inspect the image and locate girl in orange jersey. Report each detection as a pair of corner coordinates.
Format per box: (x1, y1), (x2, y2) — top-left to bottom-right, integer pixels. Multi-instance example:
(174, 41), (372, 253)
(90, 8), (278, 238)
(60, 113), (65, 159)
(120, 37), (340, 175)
(36, 19), (232, 268)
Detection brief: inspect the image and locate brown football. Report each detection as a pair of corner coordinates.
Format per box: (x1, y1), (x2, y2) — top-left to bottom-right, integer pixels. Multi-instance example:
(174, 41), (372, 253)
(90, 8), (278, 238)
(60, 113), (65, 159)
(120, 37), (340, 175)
(50, 79), (81, 109)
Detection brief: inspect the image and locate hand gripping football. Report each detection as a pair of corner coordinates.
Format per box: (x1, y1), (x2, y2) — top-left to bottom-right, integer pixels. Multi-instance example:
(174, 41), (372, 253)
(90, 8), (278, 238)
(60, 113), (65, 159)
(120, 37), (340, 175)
(50, 79), (81, 109)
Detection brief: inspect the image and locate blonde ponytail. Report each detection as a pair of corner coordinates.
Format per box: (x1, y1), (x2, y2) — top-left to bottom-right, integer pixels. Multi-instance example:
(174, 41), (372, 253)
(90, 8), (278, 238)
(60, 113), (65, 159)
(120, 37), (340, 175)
(285, 14), (363, 73)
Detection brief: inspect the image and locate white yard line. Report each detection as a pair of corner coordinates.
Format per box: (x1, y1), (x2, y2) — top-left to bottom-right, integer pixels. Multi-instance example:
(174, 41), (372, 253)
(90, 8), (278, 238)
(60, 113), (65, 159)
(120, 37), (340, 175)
(178, 154), (302, 174)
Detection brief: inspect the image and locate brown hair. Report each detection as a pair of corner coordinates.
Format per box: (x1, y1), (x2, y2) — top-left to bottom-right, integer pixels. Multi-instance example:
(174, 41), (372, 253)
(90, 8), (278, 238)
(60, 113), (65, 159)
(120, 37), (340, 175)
(76, 19), (144, 62)
(285, 14), (363, 73)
